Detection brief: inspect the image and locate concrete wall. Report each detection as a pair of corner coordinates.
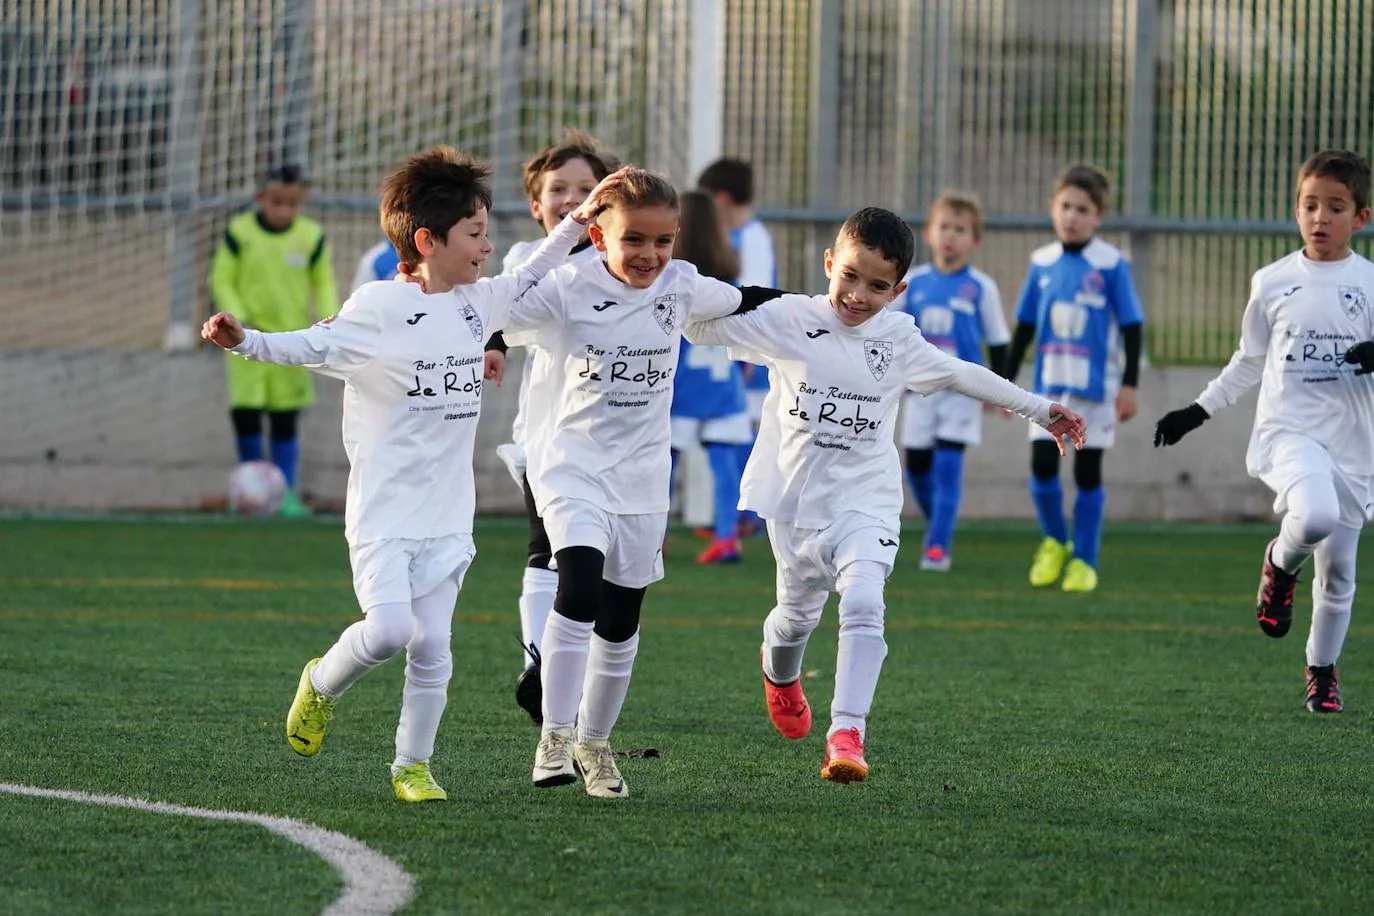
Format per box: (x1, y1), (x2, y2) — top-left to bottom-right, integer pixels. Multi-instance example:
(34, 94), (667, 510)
(1, 350), (1272, 521)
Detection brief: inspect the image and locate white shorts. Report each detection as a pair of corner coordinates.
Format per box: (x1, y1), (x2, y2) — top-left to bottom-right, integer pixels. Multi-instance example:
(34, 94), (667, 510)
(902, 390), (982, 448)
(542, 496), (666, 589)
(670, 412), (754, 449)
(1260, 432), (1374, 527)
(349, 534), (475, 612)
(767, 512), (900, 591)
(1029, 393), (1116, 449)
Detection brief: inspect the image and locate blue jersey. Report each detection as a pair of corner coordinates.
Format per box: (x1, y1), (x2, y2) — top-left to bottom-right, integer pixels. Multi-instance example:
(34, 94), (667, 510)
(897, 263), (1009, 366)
(729, 219), (778, 392)
(1013, 238), (1144, 402)
(351, 240), (400, 292)
(671, 339), (748, 419)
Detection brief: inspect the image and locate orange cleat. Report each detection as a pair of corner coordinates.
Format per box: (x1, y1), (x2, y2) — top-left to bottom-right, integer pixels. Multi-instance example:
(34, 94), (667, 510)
(820, 727), (869, 784)
(762, 661), (812, 739)
(696, 536), (741, 565)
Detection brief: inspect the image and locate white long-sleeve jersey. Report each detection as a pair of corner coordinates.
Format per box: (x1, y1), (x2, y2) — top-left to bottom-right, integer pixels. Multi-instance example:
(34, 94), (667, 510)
(1195, 250), (1374, 481)
(686, 294), (1054, 529)
(230, 215), (583, 545)
(503, 259), (744, 515)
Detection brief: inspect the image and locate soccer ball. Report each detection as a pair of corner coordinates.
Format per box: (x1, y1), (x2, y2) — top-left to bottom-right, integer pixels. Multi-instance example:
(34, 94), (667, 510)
(228, 461), (288, 517)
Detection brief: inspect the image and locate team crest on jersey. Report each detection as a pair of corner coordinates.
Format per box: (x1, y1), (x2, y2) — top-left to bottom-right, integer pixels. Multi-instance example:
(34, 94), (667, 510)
(1340, 286), (1368, 320)
(864, 339), (893, 380)
(460, 304), (484, 341)
(652, 294), (678, 335)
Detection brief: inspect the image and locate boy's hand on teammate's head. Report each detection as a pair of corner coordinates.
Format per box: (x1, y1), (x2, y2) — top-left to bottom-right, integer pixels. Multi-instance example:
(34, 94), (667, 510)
(395, 262), (428, 292)
(1153, 403), (1209, 447)
(483, 350), (506, 386)
(1115, 385), (1138, 422)
(1345, 340), (1374, 375)
(571, 166), (634, 224)
(1045, 403), (1087, 455)
(201, 312), (245, 350)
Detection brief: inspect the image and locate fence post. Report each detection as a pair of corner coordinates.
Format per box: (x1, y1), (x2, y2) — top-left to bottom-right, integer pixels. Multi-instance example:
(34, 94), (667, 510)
(281, 0), (314, 172)
(688, 0), (723, 182)
(163, 0), (204, 350)
(895, 0), (952, 219)
(1126, 0), (1159, 324)
(492, 0), (524, 207)
(807, 0), (842, 292)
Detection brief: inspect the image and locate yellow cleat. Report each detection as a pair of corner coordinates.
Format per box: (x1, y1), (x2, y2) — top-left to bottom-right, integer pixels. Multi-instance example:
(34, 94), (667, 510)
(1061, 558), (1099, 593)
(391, 762), (447, 802)
(285, 658), (335, 757)
(1028, 537), (1071, 587)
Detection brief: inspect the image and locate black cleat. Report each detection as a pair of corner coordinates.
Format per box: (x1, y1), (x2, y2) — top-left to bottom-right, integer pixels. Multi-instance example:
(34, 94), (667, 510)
(515, 640), (543, 725)
(1256, 538), (1298, 638)
(1305, 664), (1343, 713)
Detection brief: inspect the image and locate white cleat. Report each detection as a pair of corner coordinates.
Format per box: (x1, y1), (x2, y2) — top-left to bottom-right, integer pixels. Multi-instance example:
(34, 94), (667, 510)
(532, 727), (577, 788)
(573, 739), (628, 799)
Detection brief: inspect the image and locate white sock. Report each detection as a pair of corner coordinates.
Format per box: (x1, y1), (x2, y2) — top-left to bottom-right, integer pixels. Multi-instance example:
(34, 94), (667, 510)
(519, 566), (558, 667)
(540, 612), (595, 732)
(1307, 524), (1358, 667)
(829, 569), (888, 741)
(312, 602), (413, 698)
(395, 678), (448, 766)
(762, 607), (814, 685)
(577, 630), (640, 744)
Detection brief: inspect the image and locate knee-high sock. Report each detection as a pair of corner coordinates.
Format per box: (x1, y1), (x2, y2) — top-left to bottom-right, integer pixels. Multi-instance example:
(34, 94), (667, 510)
(706, 443), (741, 541)
(312, 602), (414, 698)
(235, 435), (263, 463)
(926, 447), (964, 550)
(829, 561), (888, 741)
(577, 630), (640, 744)
(518, 566), (559, 668)
(394, 579), (457, 766)
(270, 437), (300, 490)
(1030, 475), (1069, 544)
(762, 586), (826, 685)
(1307, 523), (1358, 667)
(1072, 486), (1106, 567)
(540, 612), (595, 732)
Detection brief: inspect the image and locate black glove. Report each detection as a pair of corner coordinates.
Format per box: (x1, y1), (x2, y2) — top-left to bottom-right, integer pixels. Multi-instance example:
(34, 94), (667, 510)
(1153, 403), (1209, 447)
(1345, 340), (1374, 375)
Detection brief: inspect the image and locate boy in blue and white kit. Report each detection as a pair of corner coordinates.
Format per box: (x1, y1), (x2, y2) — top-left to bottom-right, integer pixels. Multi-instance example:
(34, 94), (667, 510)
(687, 208), (1085, 783)
(1003, 164), (1145, 593)
(699, 157), (778, 536)
(351, 239), (401, 291)
(898, 191), (1009, 572)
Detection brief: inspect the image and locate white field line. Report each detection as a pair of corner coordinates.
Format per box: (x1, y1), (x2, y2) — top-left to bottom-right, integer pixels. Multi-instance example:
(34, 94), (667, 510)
(0, 783), (415, 916)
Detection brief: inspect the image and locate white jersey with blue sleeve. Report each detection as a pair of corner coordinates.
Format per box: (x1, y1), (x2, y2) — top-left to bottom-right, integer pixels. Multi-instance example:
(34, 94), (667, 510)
(351, 240), (401, 293)
(1013, 238), (1144, 403)
(898, 264), (1009, 365)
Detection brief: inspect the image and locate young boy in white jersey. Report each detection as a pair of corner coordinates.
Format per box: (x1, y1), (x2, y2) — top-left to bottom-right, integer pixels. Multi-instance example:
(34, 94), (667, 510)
(201, 147), (619, 801)
(1003, 164), (1145, 593)
(502, 169), (787, 799)
(1155, 149), (1374, 713)
(897, 191), (1010, 572)
(686, 208), (1085, 782)
(488, 130), (618, 727)
(699, 157), (778, 537)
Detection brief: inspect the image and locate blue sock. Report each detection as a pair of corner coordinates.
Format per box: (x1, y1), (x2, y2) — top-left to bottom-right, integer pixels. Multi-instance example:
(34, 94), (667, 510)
(927, 447), (964, 551)
(706, 444), (741, 542)
(270, 437), (300, 490)
(908, 467), (933, 519)
(1029, 475), (1069, 544)
(235, 435), (263, 463)
(1073, 486), (1106, 568)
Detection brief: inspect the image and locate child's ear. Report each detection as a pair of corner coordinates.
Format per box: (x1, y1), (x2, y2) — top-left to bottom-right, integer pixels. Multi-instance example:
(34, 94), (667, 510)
(1356, 207), (1372, 232)
(413, 228), (435, 258)
(888, 280), (908, 302)
(529, 199), (544, 224)
(588, 222), (608, 251)
(822, 248), (835, 278)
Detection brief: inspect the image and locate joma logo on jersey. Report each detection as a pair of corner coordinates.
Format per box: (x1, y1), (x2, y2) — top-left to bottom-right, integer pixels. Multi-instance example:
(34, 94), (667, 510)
(864, 339), (893, 380)
(652, 294), (677, 334)
(461, 305), (484, 341)
(1340, 286), (1368, 320)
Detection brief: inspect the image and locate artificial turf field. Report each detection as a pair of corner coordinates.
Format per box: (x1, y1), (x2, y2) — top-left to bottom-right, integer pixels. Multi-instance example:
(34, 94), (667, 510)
(2, 515), (1373, 914)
